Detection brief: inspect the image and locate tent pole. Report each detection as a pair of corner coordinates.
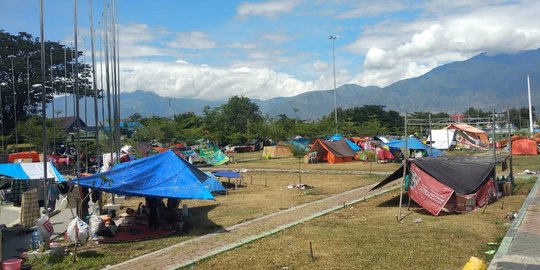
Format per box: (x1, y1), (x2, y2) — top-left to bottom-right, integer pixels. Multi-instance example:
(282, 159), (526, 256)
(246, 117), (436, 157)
(429, 113), (433, 157)
(492, 108), (496, 179)
(507, 110), (514, 186)
(397, 112), (408, 223)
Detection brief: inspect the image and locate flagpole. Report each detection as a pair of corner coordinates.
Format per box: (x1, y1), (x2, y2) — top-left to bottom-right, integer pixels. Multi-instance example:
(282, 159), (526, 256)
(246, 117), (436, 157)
(527, 75), (534, 134)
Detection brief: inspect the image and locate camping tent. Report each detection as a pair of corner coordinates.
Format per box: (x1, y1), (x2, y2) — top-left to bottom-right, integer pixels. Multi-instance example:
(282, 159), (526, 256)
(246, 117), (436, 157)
(262, 144), (293, 158)
(444, 123), (489, 148)
(384, 137), (443, 157)
(78, 150), (214, 200)
(371, 158), (498, 216)
(330, 134), (361, 151)
(512, 138), (539, 155)
(306, 138), (357, 163)
(0, 162), (65, 182)
(426, 129), (456, 150)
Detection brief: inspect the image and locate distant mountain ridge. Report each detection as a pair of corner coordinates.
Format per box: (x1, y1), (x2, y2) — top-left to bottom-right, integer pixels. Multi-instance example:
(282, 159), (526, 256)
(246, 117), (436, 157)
(51, 48), (540, 123)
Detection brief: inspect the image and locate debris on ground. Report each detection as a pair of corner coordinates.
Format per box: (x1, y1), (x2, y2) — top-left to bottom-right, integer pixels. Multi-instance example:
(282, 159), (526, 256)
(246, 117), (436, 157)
(288, 183), (313, 189)
(412, 218), (422, 223)
(505, 212), (517, 221)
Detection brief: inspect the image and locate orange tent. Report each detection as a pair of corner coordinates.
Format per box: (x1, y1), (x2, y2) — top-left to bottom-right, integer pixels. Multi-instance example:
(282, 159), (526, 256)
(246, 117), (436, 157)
(445, 123), (489, 145)
(7, 151), (40, 163)
(306, 138), (357, 164)
(512, 138), (539, 155)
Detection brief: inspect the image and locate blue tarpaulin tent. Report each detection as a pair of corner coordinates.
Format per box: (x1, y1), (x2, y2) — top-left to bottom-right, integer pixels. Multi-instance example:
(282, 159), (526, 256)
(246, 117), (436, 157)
(384, 137), (443, 157)
(78, 150), (214, 200)
(203, 172), (227, 194)
(212, 170), (242, 179)
(0, 162), (66, 182)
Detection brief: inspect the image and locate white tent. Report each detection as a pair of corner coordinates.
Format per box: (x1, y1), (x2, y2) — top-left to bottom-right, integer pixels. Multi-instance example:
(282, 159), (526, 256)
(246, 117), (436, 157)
(427, 129), (456, 150)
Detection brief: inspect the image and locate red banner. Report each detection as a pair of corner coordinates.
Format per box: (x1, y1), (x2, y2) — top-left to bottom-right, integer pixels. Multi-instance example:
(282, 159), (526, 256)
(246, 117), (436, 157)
(408, 163), (454, 216)
(475, 178), (497, 207)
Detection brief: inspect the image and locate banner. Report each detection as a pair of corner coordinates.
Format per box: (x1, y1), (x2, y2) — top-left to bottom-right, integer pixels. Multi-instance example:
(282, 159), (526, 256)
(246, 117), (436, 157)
(409, 163), (454, 216)
(475, 178), (497, 207)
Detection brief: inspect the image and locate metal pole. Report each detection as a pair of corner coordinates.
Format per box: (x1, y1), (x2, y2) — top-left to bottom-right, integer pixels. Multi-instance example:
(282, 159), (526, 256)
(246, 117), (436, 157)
(507, 110), (514, 186)
(89, 0), (100, 171)
(64, 48), (68, 155)
(428, 113), (432, 157)
(527, 75), (534, 134)
(27, 57), (31, 115)
(11, 58), (18, 152)
(74, 0), (82, 177)
(40, 0), (49, 216)
(0, 85), (4, 150)
(50, 47), (55, 153)
(492, 108), (496, 179)
(329, 35), (338, 133)
(397, 112), (408, 222)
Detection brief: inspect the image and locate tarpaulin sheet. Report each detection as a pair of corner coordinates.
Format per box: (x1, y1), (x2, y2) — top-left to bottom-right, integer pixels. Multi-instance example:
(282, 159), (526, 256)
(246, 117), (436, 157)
(0, 162), (66, 182)
(409, 163), (454, 216)
(78, 150), (214, 200)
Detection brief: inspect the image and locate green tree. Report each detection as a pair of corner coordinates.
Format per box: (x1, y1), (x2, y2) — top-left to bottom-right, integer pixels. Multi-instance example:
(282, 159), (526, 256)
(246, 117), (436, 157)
(0, 30), (92, 144)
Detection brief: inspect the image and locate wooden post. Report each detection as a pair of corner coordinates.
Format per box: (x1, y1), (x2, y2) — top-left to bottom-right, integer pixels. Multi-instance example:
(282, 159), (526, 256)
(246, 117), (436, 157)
(250, 176), (253, 185)
(309, 241), (314, 261)
(265, 178), (267, 187)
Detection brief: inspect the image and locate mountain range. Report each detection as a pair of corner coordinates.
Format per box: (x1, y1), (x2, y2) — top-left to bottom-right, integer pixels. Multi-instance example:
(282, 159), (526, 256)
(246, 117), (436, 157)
(51, 48), (540, 124)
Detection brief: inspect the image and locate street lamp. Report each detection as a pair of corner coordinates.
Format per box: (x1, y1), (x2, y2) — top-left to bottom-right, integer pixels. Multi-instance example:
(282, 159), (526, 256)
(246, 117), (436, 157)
(10, 56), (18, 152)
(0, 82), (5, 150)
(329, 35), (339, 133)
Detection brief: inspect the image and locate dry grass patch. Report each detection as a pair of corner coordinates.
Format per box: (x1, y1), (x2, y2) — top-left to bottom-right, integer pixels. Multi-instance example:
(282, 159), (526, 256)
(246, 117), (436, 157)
(191, 177), (537, 270)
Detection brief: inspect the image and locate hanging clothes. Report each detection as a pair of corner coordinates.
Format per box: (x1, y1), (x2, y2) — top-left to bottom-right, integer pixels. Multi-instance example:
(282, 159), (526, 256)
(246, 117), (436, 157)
(10, 180), (28, 206)
(20, 188), (40, 228)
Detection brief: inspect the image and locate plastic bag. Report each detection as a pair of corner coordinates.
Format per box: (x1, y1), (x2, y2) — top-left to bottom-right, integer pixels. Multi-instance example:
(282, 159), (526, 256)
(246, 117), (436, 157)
(89, 214), (103, 237)
(58, 195), (68, 211)
(36, 215), (54, 240)
(66, 218), (90, 245)
(462, 256), (487, 270)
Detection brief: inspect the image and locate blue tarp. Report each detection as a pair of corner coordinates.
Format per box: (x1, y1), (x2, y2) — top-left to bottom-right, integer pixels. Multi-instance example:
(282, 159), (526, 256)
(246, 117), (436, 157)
(78, 150), (214, 200)
(330, 134), (361, 151)
(0, 162), (66, 182)
(384, 137), (443, 157)
(212, 170), (242, 178)
(203, 172), (227, 194)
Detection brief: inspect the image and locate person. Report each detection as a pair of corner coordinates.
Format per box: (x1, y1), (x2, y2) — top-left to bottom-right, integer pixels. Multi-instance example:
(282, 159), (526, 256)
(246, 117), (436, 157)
(48, 184), (60, 212)
(146, 197), (164, 229)
(161, 198), (180, 224)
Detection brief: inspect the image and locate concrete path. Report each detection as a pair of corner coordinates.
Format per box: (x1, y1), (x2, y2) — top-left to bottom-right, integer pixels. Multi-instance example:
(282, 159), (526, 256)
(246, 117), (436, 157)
(489, 176), (540, 270)
(106, 183), (394, 270)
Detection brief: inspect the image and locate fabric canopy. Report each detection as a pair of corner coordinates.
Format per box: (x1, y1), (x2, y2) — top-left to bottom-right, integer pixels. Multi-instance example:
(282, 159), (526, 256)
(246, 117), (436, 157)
(330, 134), (361, 151)
(0, 162), (66, 182)
(427, 129), (456, 150)
(384, 137), (443, 157)
(371, 158), (495, 194)
(212, 170), (242, 178)
(78, 150), (214, 200)
(203, 172), (227, 194)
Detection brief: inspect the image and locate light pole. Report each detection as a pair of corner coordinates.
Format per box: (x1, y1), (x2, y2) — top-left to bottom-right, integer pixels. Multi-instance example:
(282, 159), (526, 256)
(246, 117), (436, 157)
(0, 82), (5, 150)
(50, 47), (56, 153)
(10, 56), (18, 152)
(329, 35), (339, 134)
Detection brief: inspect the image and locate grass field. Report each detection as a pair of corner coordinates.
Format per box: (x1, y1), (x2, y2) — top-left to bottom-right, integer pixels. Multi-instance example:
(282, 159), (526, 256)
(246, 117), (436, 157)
(30, 151), (540, 269)
(189, 177), (537, 270)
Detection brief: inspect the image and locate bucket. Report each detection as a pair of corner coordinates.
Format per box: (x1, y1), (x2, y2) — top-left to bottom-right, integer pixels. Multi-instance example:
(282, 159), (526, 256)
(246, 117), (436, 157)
(2, 258), (22, 270)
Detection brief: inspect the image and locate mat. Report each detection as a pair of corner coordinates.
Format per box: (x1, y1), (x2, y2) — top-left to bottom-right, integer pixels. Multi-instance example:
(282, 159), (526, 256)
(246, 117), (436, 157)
(99, 225), (175, 243)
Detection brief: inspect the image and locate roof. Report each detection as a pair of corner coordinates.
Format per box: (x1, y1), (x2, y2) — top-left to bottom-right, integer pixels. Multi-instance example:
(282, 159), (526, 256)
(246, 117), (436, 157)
(311, 138), (357, 158)
(53, 116), (87, 130)
(0, 162), (66, 182)
(384, 137), (443, 157)
(445, 123), (486, 134)
(371, 157), (496, 194)
(77, 150), (214, 200)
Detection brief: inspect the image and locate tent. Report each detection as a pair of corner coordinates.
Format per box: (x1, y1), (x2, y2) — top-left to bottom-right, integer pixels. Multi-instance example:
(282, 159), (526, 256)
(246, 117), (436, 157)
(202, 172), (227, 194)
(0, 162), (66, 182)
(78, 150), (214, 200)
(262, 144), (293, 158)
(512, 138), (539, 155)
(330, 134), (361, 151)
(371, 158), (498, 216)
(306, 138), (357, 163)
(426, 129), (456, 150)
(384, 137), (443, 157)
(444, 124), (489, 147)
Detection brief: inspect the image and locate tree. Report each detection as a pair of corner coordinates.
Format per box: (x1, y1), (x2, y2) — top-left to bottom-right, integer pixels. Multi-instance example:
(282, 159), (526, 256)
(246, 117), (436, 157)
(291, 144), (308, 184)
(0, 30), (92, 144)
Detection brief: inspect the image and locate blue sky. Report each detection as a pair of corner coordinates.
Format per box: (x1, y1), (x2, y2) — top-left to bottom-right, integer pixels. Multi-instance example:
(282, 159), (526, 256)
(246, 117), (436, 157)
(2, 0), (540, 100)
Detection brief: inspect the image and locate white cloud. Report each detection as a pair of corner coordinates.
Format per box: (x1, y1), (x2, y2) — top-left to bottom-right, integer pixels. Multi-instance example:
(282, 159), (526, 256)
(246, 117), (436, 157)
(119, 60), (318, 100)
(169, 31), (217, 49)
(312, 60), (328, 72)
(336, 0), (411, 19)
(349, 1), (540, 87)
(237, 0), (302, 18)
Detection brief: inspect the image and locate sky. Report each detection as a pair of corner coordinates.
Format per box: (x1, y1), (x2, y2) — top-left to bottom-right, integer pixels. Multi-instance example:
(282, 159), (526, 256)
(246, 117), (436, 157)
(2, 0), (540, 101)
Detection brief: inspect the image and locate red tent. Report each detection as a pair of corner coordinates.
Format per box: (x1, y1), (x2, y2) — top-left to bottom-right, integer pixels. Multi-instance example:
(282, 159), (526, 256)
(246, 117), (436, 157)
(306, 139), (357, 164)
(512, 138), (539, 155)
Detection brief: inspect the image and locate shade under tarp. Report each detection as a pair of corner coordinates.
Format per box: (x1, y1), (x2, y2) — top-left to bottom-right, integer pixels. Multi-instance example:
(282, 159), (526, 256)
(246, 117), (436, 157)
(77, 150), (214, 200)
(0, 162), (66, 182)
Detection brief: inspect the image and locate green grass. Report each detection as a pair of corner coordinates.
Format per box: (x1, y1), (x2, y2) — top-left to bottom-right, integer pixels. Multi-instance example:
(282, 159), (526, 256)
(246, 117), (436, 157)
(190, 177), (537, 270)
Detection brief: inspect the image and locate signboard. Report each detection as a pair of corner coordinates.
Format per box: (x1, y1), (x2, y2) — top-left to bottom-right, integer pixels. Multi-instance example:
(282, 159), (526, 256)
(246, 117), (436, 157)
(408, 163), (454, 216)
